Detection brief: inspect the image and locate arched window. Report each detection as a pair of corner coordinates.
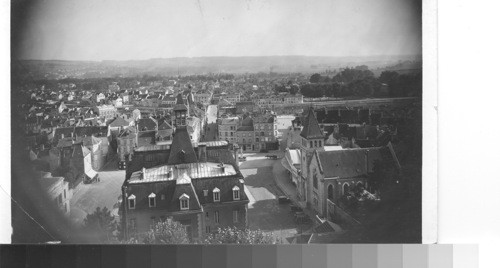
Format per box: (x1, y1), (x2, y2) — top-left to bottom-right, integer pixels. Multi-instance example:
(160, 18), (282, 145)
(310, 141), (313, 148)
(328, 184), (334, 200)
(313, 172), (318, 189)
(342, 183), (350, 196)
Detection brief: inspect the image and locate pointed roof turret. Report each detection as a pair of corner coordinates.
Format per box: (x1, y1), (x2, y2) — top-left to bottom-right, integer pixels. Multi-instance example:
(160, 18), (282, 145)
(173, 93), (188, 111)
(300, 108), (324, 139)
(167, 127), (198, 165)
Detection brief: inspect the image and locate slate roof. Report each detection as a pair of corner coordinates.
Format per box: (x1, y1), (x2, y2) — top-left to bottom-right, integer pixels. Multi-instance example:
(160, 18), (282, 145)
(137, 118), (157, 131)
(109, 117), (130, 128)
(53, 126), (108, 143)
(126, 180), (202, 213)
(315, 147), (387, 178)
(126, 162), (247, 213)
(75, 136), (101, 147)
(158, 120), (173, 130)
(300, 108), (324, 139)
(192, 175), (247, 205)
(167, 127), (198, 165)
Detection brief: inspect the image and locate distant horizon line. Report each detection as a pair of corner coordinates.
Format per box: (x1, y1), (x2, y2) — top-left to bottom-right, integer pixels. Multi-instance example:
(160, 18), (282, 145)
(15, 54), (423, 63)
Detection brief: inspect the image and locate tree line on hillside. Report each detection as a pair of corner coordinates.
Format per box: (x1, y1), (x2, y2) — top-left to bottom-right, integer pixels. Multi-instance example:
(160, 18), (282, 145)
(300, 68), (422, 98)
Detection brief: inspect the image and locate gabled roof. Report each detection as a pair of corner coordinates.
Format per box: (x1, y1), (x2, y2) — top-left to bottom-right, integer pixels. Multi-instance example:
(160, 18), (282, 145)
(167, 127), (198, 165)
(137, 118), (157, 131)
(300, 108), (324, 139)
(108, 116), (130, 128)
(314, 147), (388, 178)
(158, 120), (173, 130)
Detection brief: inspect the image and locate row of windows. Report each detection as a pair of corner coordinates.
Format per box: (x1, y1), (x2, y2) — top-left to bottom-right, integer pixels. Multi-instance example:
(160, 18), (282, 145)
(310, 140), (322, 148)
(128, 186), (241, 210)
(254, 124), (277, 130)
(205, 210), (240, 229)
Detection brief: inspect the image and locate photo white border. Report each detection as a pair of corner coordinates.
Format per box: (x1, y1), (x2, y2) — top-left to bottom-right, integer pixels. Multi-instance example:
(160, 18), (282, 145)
(422, 0), (438, 244)
(0, 0), (12, 243)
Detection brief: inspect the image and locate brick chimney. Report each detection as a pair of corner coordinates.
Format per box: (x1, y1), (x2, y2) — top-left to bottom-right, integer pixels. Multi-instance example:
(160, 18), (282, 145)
(198, 144), (207, 162)
(233, 144), (239, 167)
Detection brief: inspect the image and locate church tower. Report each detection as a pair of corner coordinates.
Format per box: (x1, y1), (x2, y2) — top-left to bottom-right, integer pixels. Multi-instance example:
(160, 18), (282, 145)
(299, 107), (325, 180)
(173, 93), (188, 128)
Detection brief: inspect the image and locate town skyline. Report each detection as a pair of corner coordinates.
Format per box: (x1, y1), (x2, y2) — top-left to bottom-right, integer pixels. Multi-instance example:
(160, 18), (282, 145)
(13, 0), (422, 61)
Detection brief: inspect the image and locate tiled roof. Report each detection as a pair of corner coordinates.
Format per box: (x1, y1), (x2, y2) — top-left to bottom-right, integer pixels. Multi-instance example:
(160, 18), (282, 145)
(300, 108), (324, 139)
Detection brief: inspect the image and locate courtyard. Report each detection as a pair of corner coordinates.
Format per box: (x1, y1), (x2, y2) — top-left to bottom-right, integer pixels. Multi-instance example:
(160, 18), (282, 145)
(240, 153), (313, 243)
(69, 155), (124, 226)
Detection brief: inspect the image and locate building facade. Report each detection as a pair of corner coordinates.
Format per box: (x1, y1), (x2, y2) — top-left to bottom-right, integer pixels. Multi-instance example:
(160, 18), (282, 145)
(121, 94), (248, 242)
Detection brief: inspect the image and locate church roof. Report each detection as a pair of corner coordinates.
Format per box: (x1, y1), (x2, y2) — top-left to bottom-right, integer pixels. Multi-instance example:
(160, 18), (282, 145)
(167, 127), (198, 165)
(300, 108), (324, 139)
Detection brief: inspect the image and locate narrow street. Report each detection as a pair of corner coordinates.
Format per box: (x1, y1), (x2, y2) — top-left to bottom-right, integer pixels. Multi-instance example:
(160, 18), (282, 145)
(203, 104), (218, 141)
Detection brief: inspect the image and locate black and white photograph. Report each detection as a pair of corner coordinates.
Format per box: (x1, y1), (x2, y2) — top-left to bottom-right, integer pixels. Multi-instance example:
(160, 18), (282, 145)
(8, 0), (426, 245)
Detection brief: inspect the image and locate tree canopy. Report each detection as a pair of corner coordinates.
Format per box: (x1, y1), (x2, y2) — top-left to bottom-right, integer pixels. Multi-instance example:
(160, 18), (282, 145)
(143, 219), (190, 244)
(83, 206), (117, 243)
(203, 227), (276, 244)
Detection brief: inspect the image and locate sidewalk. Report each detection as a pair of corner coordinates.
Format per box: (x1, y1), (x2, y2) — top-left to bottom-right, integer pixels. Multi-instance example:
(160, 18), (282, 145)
(272, 160), (318, 224)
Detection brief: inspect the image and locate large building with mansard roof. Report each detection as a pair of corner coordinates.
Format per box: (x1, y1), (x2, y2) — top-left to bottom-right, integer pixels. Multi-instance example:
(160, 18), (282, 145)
(120, 94), (248, 241)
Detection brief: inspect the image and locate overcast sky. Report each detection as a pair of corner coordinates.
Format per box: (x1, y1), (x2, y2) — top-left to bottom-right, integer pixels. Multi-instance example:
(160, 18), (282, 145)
(15, 0), (422, 61)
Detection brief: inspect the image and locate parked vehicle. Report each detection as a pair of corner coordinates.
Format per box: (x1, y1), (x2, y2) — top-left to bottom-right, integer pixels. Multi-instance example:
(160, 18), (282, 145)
(238, 156), (247, 161)
(278, 196), (291, 204)
(266, 154), (278, 160)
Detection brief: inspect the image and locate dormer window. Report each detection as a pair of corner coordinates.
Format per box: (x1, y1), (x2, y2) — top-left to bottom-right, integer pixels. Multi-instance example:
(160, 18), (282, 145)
(179, 193), (189, 210)
(128, 194), (136, 209)
(213, 187), (220, 202)
(232, 186), (240, 200)
(148, 193), (156, 207)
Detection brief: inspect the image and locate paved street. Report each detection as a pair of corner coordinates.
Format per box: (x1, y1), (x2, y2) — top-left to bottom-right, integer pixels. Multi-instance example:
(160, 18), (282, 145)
(203, 104), (218, 141)
(240, 153), (312, 243)
(69, 155), (124, 226)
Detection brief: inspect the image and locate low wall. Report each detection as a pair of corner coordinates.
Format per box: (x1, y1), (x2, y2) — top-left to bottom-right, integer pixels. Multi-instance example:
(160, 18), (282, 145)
(326, 199), (362, 228)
